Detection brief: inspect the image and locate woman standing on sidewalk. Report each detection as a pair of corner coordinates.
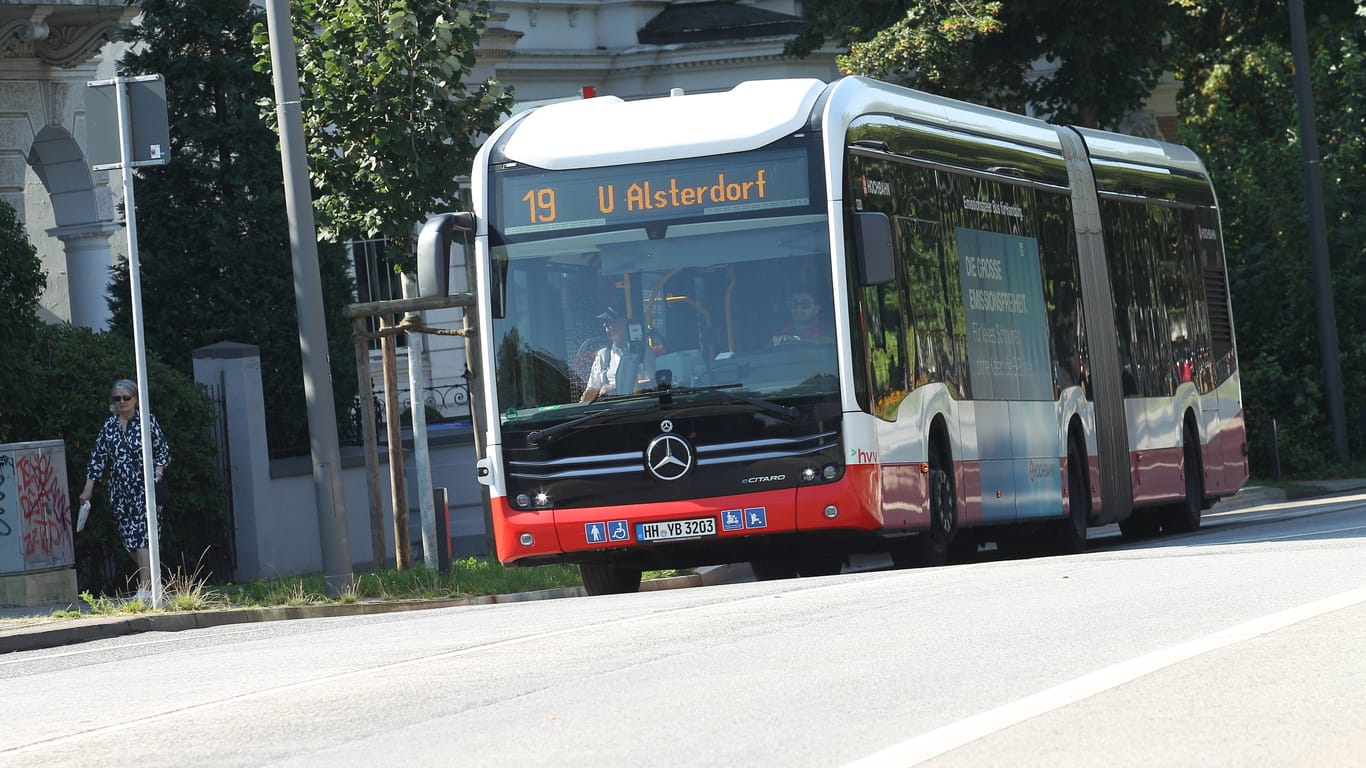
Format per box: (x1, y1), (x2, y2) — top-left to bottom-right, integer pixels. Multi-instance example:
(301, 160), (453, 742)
(78, 379), (171, 602)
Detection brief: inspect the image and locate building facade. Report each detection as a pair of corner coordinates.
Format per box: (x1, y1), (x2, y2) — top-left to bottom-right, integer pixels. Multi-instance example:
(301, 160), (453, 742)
(2, 2), (138, 330)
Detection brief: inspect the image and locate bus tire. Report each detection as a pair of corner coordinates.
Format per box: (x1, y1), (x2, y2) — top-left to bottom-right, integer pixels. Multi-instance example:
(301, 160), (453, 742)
(903, 439), (958, 567)
(579, 563), (642, 595)
(889, 438), (955, 568)
(1050, 438), (1089, 555)
(1163, 425), (1204, 533)
(889, 476), (952, 569)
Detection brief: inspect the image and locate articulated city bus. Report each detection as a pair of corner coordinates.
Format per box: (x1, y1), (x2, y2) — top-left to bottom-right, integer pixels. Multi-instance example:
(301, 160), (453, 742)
(417, 76), (1248, 595)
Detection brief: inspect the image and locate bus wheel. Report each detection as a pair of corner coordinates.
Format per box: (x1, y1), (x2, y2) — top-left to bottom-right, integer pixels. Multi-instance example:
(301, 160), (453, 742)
(893, 453), (956, 567)
(1163, 426), (1204, 533)
(750, 557), (799, 581)
(579, 563), (642, 595)
(1049, 439), (1089, 555)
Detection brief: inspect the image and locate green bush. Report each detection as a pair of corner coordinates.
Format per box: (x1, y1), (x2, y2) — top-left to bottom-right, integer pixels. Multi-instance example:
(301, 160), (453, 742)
(399, 403), (446, 427)
(0, 201), (46, 444)
(27, 324), (230, 595)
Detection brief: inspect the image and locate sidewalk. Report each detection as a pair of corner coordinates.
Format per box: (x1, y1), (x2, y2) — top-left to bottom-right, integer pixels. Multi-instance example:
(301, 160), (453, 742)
(0, 564), (755, 655)
(1204, 478), (1366, 512)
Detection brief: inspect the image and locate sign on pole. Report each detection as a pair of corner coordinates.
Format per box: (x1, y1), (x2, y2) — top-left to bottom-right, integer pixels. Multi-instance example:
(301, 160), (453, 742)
(85, 74), (171, 607)
(86, 76), (171, 170)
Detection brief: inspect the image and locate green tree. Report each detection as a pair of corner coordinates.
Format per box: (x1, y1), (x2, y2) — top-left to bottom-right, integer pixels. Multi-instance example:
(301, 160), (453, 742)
(836, 1), (1004, 106)
(0, 200), (47, 443)
(259, 0), (513, 258)
(786, 0), (913, 58)
(109, 0), (358, 457)
(1175, 2), (1366, 472)
(833, 0), (1177, 128)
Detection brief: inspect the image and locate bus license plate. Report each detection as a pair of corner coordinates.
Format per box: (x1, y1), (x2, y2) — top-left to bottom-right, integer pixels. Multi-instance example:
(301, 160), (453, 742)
(636, 517), (716, 542)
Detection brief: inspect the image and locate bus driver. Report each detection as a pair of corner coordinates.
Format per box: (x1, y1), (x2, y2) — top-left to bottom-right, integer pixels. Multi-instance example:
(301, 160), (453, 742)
(580, 306), (656, 402)
(772, 286), (833, 346)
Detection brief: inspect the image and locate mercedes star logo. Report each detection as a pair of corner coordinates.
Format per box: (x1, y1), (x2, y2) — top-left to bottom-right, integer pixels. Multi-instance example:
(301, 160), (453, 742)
(645, 433), (693, 481)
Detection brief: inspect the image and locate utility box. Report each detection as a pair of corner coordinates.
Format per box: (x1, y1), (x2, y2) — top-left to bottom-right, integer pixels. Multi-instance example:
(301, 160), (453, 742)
(0, 440), (79, 607)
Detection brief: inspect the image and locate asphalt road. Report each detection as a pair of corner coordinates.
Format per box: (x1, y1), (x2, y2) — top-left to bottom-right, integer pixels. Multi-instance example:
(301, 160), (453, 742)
(2, 490), (1364, 767)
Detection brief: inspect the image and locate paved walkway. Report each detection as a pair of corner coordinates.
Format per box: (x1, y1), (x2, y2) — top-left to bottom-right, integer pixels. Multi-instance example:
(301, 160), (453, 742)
(6, 481), (1364, 654)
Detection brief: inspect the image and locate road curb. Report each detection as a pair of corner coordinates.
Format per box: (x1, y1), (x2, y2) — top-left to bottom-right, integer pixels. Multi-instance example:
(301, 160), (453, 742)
(1209, 485), (1285, 512)
(0, 564), (755, 655)
(1284, 482), (1366, 501)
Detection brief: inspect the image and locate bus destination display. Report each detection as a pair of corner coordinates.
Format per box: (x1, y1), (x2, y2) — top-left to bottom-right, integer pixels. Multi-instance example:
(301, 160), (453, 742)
(497, 147), (812, 237)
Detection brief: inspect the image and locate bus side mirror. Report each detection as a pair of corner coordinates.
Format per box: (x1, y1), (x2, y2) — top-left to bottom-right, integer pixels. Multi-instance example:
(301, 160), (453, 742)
(416, 212), (475, 298)
(854, 211), (894, 286)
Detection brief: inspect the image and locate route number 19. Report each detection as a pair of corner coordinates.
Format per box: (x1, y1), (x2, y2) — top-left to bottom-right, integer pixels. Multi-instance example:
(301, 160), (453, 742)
(522, 188), (557, 224)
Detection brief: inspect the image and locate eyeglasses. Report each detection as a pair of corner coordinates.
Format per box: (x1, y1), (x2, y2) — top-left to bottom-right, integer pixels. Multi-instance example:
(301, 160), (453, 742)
(112, 395), (134, 402)
(789, 300), (815, 309)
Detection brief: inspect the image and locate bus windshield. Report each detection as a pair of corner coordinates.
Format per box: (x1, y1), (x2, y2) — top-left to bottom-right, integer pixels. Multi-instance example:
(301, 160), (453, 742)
(487, 144), (837, 425)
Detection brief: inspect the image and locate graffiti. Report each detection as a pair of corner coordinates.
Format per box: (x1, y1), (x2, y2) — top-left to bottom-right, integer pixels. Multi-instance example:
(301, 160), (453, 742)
(0, 454), (11, 537)
(18, 451), (74, 567)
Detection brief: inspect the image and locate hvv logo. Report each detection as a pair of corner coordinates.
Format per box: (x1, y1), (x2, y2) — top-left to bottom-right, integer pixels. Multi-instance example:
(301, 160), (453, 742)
(849, 447), (878, 463)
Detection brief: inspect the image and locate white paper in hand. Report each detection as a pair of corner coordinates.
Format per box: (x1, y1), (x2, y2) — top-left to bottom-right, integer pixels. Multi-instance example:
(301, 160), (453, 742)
(77, 500), (91, 532)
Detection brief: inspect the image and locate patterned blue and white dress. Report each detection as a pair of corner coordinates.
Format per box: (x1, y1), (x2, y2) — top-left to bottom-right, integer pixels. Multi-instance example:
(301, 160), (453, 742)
(85, 411), (171, 550)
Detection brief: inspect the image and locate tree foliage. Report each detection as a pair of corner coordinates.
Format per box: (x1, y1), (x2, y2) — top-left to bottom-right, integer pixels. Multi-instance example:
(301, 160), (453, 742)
(1176, 2), (1366, 473)
(0, 200), (47, 444)
(258, 0), (513, 256)
(826, 1), (1004, 103)
(833, 0), (1175, 128)
(111, 0), (358, 457)
(787, 0), (914, 58)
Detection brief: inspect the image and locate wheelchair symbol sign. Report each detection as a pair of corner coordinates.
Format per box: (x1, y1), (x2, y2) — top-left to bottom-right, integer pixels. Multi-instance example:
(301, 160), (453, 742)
(722, 509), (744, 531)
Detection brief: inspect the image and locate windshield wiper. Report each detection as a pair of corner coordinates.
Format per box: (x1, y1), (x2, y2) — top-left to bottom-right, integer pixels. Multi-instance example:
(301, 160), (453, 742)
(526, 384), (798, 446)
(670, 383), (800, 421)
(526, 402), (655, 447)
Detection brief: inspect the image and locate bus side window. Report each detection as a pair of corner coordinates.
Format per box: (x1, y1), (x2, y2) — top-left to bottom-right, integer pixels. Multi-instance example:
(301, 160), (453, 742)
(861, 162), (913, 421)
(847, 151), (911, 419)
(862, 280), (907, 421)
(1038, 189), (1086, 398)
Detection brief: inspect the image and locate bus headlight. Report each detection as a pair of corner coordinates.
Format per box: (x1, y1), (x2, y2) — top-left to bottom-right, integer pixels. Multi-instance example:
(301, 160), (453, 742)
(515, 493), (531, 508)
(802, 467), (817, 482)
(822, 465), (839, 480)
(534, 492), (551, 507)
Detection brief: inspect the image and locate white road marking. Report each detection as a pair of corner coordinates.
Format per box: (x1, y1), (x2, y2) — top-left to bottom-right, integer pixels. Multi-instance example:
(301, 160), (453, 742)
(845, 583), (1366, 768)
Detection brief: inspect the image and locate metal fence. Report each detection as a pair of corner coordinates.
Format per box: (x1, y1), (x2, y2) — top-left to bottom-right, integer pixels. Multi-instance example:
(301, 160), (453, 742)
(347, 376), (473, 443)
